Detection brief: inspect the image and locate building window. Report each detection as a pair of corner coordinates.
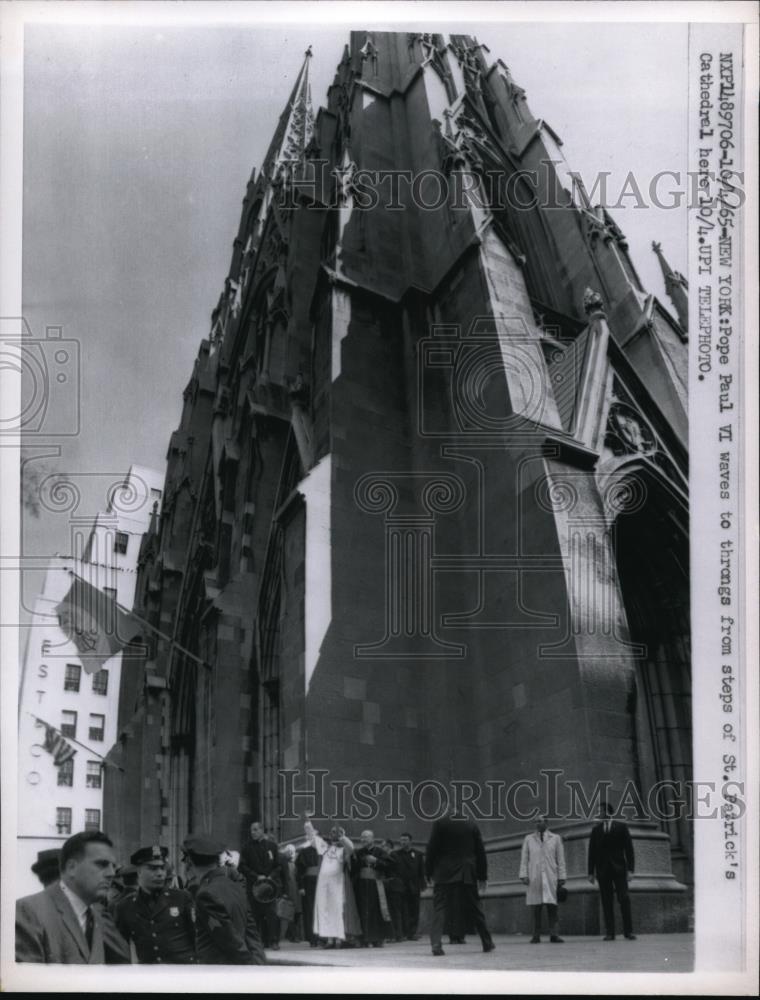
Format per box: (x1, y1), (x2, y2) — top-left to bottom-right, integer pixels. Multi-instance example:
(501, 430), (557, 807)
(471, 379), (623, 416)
(86, 760), (102, 789)
(56, 807), (72, 835)
(84, 809), (101, 832)
(61, 710), (77, 739)
(89, 714), (105, 742)
(92, 669), (109, 696)
(114, 531), (129, 554)
(57, 758), (74, 787)
(64, 663), (81, 692)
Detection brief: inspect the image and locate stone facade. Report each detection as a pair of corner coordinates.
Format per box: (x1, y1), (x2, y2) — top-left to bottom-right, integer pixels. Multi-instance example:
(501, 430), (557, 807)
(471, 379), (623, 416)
(104, 32), (691, 933)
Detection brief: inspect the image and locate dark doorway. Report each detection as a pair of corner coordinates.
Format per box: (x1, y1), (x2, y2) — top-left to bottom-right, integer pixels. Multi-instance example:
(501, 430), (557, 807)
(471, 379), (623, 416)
(613, 471), (691, 885)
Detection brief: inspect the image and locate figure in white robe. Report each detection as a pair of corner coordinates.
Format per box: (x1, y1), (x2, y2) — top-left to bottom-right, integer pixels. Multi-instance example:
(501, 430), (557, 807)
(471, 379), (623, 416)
(303, 821), (360, 945)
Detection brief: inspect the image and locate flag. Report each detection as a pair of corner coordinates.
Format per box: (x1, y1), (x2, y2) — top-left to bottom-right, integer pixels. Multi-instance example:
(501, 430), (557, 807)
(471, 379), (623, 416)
(102, 738), (126, 772)
(41, 722), (77, 767)
(55, 574), (143, 674)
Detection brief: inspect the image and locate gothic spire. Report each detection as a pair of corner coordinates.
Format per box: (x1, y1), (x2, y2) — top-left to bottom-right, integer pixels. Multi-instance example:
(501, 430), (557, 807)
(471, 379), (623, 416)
(652, 241), (688, 331)
(261, 46), (314, 182)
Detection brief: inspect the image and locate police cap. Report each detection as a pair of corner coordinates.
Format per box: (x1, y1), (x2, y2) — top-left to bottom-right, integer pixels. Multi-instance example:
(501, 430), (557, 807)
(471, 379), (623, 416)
(130, 844), (169, 866)
(182, 834), (224, 860)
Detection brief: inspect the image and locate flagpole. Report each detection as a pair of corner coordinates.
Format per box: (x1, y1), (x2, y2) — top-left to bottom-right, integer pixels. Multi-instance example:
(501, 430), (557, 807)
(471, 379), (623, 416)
(121, 605), (211, 670)
(29, 713), (125, 772)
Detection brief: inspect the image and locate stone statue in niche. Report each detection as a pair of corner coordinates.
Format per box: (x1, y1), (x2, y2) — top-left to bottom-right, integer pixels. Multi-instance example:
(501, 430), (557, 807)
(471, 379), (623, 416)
(288, 370), (309, 407)
(583, 287), (605, 315)
(606, 404), (657, 456)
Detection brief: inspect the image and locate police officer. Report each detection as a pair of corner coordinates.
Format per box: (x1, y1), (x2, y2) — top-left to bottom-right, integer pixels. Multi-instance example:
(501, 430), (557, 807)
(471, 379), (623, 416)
(182, 834), (265, 965)
(113, 845), (196, 964)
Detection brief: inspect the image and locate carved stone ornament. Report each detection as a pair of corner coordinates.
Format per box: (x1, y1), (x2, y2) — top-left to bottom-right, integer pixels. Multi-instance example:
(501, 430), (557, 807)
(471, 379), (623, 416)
(583, 287), (604, 315)
(606, 403), (656, 456)
(432, 119), (465, 175)
(360, 35), (378, 73)
(335, 160), (358, 202)
(454, 109), (486, 143)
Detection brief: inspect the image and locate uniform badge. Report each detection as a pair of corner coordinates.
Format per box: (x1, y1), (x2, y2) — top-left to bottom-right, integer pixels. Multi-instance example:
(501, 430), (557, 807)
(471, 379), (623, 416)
(169, 906), (180, 917)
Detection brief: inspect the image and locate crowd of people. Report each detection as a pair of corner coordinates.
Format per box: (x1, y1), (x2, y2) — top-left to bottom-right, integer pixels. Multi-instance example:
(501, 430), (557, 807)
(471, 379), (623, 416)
(15, 804), (636, 964)
(197, 820), (429, 952)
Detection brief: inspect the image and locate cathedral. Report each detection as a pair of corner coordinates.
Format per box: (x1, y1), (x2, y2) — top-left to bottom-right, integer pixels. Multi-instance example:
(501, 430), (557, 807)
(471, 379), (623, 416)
(104, 32), (691, 933)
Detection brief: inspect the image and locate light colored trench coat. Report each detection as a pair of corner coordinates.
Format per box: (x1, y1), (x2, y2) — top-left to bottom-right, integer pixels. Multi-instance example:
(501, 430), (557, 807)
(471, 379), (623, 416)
(519, 830), (567, 905)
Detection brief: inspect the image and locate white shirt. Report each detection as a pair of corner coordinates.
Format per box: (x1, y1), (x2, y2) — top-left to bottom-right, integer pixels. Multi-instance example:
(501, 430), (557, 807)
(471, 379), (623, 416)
(59, 880), (90, 935)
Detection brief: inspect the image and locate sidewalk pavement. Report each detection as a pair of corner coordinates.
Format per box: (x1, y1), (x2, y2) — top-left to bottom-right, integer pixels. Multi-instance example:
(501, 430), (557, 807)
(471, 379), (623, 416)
(266, 933), (694, 972)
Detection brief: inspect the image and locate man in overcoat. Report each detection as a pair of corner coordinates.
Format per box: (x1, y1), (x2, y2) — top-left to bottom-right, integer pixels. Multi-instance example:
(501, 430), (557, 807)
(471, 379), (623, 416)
(425, 812), (494, 957)
(519, 815), (566, 943)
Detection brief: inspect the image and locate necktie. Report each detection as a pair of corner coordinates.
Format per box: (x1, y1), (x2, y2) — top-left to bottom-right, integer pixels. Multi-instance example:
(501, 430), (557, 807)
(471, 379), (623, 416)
(540, 831), (544, 842)
(85, 907), (94, 951)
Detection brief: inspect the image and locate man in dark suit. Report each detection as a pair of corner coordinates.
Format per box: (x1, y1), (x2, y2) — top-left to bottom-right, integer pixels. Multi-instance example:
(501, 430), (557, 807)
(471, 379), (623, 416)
(587, 802), (636, 941)
(238, 821), (284, 950)
(352, 829), (392, 947)
(425, 812), (495, 956)
(380, 839), (406, 943)
(113, 844), (196, 963)
(16, 830), (130, 964)
(182, 834), (265, 964)
(295, 840), (320, 947)
(392, 832), (426, 940)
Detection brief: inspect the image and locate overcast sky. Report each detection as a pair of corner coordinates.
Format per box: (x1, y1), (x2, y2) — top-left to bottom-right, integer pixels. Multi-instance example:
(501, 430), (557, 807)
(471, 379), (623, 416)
(20, 17), (688, 565)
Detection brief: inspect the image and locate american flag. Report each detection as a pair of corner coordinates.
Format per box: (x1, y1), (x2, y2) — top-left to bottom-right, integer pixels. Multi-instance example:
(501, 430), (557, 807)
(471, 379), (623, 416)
(40, 721), (77, 767)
